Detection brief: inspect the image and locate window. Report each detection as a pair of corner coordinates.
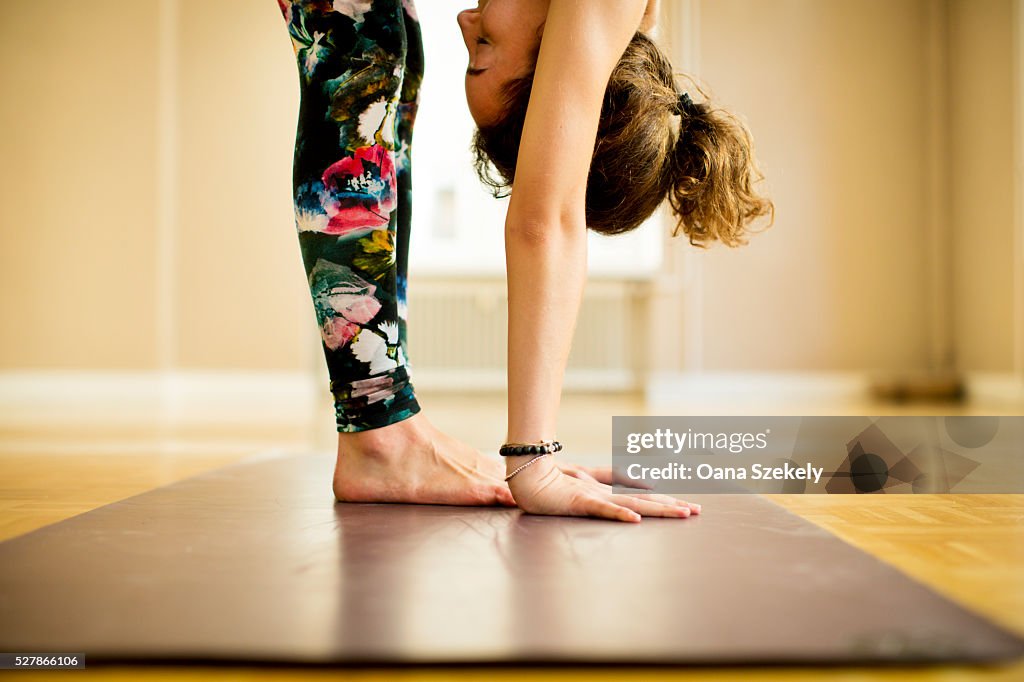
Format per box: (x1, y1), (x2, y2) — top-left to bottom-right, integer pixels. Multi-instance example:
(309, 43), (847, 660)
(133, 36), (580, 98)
(409, 1), (664, 279)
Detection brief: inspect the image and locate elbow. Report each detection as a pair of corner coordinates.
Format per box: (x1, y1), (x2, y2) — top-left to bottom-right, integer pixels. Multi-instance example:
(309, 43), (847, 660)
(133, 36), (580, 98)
(505, 210), (587, 247)
(505, 217), (554, 245)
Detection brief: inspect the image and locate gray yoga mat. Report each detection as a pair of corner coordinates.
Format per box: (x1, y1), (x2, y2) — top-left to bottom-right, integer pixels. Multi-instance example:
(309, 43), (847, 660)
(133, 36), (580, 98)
(0, 452), (1022, 666)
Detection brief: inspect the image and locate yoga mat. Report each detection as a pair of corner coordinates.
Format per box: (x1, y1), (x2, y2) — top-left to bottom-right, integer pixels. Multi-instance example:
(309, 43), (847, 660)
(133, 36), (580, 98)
(1, 452), (1022, 666)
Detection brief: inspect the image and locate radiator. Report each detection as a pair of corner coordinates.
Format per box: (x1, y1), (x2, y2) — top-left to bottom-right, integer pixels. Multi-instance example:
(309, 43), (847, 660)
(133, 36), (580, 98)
(406, 279), (647, 391)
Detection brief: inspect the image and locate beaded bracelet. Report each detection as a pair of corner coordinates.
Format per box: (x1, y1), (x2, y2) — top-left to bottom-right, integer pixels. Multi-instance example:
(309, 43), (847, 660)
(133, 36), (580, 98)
(499, 440), (562, 457)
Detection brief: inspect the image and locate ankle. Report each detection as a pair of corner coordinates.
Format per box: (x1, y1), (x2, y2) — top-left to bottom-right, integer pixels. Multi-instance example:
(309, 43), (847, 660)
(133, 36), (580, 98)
(336, 413), (429, 460)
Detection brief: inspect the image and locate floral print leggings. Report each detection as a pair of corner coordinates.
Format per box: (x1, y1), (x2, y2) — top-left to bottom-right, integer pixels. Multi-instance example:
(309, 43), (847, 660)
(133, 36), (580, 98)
(278, 0), (423, 432)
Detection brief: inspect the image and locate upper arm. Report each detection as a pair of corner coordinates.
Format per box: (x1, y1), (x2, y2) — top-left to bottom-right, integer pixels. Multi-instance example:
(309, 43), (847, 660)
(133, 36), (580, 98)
(505, 0), (647, 233)
(640, 0), (660, 32)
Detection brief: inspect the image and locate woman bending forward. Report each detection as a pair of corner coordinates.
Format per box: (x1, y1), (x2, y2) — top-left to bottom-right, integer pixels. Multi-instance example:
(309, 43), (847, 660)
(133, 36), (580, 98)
(278, 0), (771, 521)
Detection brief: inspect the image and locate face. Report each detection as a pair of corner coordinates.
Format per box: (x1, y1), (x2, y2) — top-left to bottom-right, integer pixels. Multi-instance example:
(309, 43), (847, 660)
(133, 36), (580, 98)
(456, 0), (549, 126)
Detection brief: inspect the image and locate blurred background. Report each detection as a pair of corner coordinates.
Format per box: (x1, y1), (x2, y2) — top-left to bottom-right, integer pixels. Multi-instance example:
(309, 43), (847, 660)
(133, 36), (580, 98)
(0, 0), (1021, 460)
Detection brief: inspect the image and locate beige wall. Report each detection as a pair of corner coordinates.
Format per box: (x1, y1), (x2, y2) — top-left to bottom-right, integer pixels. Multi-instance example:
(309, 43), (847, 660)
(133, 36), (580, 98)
(0, 0), (308, 372)
(0, 1), (307, 372)
(175, 0), (308, 370)
(948, 0), (1018, 372)
(690, 0), (1019, 374)
(0, 1), (1019, 379)
(0, 1), (162, 369)
(695, 0), (933, 371)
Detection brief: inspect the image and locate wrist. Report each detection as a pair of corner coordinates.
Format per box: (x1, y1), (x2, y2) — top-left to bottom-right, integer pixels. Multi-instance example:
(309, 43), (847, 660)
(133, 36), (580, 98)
(505, 454), (558, 493)
(503, 453), (549, 474)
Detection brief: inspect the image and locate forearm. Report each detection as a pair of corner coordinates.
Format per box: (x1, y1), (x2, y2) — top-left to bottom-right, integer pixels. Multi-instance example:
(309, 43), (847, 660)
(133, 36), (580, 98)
(500, 0), (643, 464)
(504, 223), (587, 449)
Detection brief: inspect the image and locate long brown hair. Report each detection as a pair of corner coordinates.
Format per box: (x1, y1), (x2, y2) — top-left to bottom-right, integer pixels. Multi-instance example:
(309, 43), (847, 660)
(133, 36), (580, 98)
(472, 32), (773, 247)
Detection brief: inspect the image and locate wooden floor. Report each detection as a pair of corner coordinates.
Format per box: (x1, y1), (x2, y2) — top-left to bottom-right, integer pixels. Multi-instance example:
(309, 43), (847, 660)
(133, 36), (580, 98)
(1, 392), (1022, 681)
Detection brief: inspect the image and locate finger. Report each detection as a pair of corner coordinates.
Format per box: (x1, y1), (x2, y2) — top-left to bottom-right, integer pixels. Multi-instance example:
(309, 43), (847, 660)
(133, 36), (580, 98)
(579, 465), (651, 489)
(612, 468), (653, 489)
(609, 488), (701, 514)
(578, 465), (615, 485)
(555, 462), (601, 483)
(610, 494), (692, 518)
(558, 464), (650, 489)
(564, 468), (600, 484)
(639, 496), (703, 514)
(581, 479), (614, 494)
(631, 492), (698, 511)
(574, 494), (641, 523)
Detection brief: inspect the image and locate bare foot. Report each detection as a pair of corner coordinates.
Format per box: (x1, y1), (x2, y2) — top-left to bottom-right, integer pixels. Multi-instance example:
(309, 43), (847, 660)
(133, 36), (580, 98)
(333, 412), (516, 507)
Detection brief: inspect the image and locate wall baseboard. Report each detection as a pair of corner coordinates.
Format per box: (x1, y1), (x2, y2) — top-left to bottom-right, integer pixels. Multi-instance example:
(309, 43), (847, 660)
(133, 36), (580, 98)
(3, 369), (1018, 430)
(0, 370), (320, 427)
(964, 372), (1024, 407)
(646, 371), (1024, 412)
(411, 368), (638, 392)
(644, 372), (872, 411)
(0, 367), (636, 428)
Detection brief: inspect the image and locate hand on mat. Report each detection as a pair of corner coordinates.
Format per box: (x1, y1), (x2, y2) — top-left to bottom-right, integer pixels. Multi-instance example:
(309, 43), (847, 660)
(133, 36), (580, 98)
(508, 456), (700, 522)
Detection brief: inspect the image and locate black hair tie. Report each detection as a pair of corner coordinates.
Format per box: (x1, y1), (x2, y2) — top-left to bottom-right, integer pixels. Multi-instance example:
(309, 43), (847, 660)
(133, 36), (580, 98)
(676, 91), (699, 117)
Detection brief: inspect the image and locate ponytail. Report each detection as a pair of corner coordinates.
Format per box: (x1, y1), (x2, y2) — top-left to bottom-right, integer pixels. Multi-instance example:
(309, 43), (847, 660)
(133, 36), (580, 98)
(669, 87), (774, 247)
